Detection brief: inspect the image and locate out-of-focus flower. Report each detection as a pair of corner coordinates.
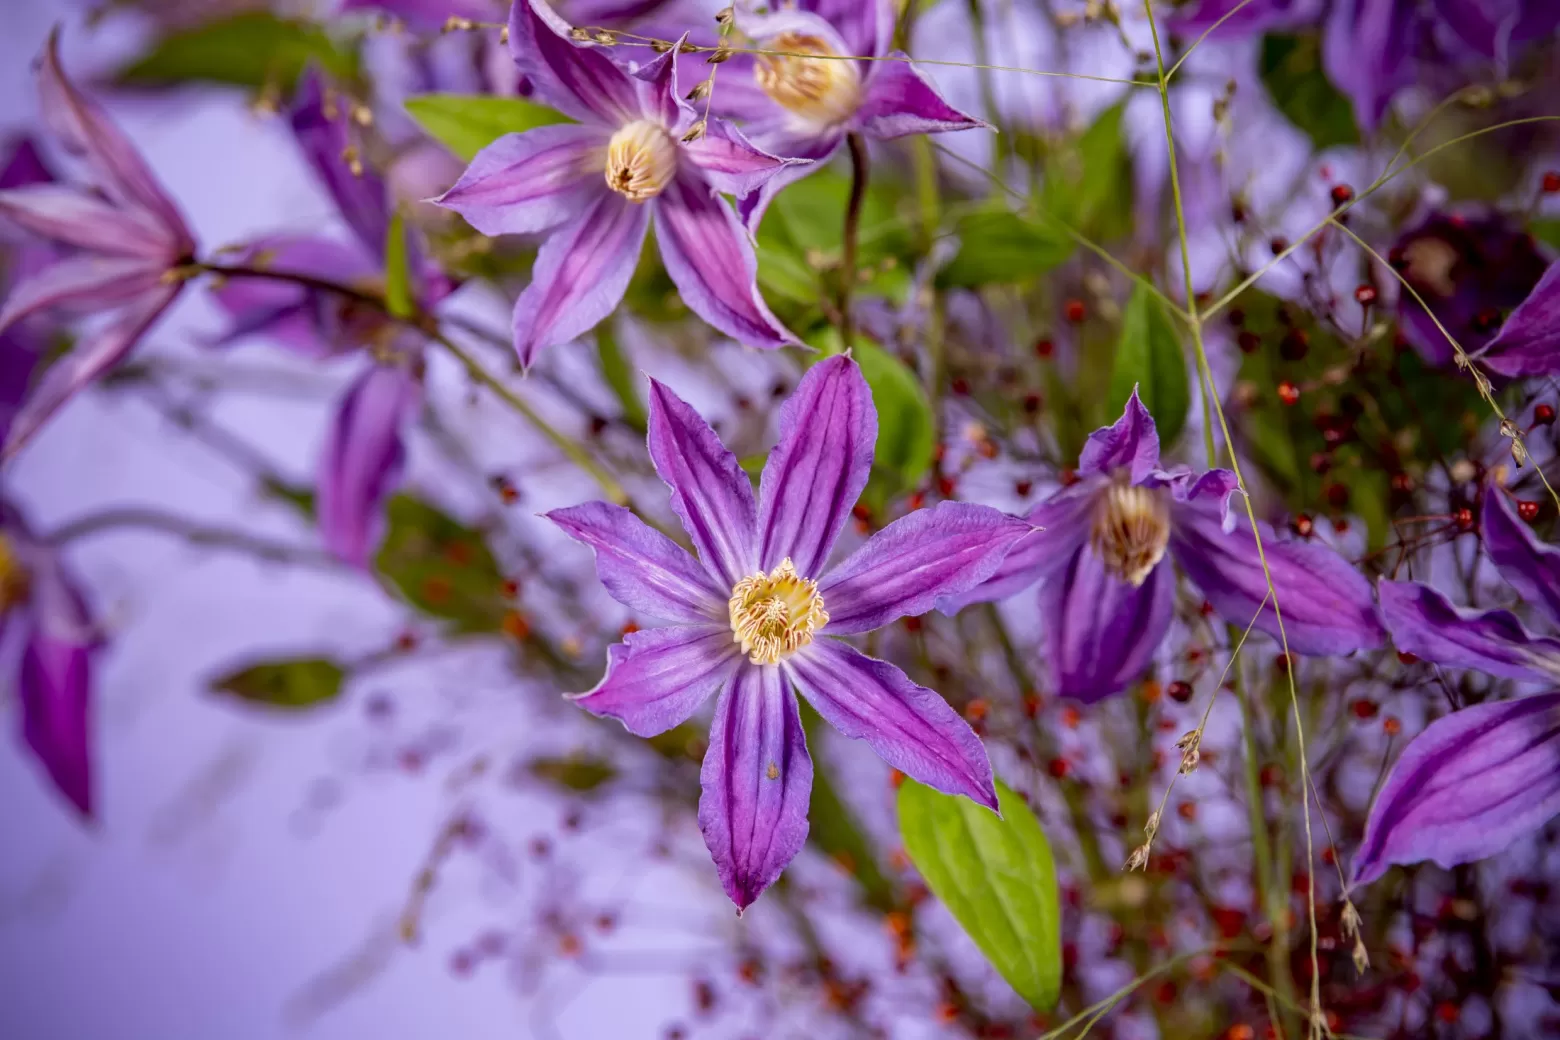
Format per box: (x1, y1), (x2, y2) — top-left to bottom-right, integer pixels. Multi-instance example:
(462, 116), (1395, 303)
(716, 0), (987, 232)
(214, 72), (432, 569)
(1357, 487), (1560, 884)
(0, 33), (197, 459)
(0, 504), (98, 818)
(550, 356), (1028, 908)
(1169, 0), (1325, 37)
(1476, 258), (1560, 378)
(341, 0), (668, 31)
(1389, 210), (1551, 367)
(436, 0), (804, 366)
(1432, 0), (1560, 62)
(944, 393), (1385, 702)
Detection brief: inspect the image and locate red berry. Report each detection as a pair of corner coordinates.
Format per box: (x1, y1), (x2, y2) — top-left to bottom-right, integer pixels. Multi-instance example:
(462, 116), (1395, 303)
(1064, 299), (1086, 323)
(1455, 506), (1476, 532)
(1034, 337), (1054, 358)
(1290, 513), (1314, 537)
(1350, 698), (1379, 720)
(1544, 171), (1560, 193)
(1277, 381), (1300, 406)
(1168, 680), (1194, 703)
(1397, 650), (1418, 665)
(1047, 757), (1070, 779)
(1330, 183), (1354, 206)
(1237, 330), (1261, 353)
(1270, 236), (1289, 255)
(1354, 284), (1377, 305)
(1326, 483), (1350, 509)
(1519, 500), (1541, 522)
(1535, 403), (1556, 425)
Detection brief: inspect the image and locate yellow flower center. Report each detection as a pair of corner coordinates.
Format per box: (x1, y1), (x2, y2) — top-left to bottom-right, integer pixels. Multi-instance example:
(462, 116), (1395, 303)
(728, 558), (829, 666)
(754, 32), (862, 127)
(0, 534), (29, 613)
(1090, 480), (1170, 587)
(605, 120), (678, 202)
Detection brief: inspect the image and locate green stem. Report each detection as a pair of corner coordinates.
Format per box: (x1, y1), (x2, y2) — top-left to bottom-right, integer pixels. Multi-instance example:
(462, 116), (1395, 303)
(48, 506), (346, 569)
(840, 132), (870, 351)
(595, 322), (647, 433)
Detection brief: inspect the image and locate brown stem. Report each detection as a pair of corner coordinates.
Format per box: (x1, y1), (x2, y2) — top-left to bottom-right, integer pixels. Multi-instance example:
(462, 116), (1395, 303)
(839, 132), (870, 351)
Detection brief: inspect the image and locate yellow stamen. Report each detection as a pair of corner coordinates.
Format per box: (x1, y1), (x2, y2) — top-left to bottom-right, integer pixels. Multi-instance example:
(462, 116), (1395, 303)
(754, 32), (861, 127)
(605, 120), (677, 202)
(1401, 237), (1459, 298)
(728, 558), (828, 666)
(1090, 480), (1170, 587)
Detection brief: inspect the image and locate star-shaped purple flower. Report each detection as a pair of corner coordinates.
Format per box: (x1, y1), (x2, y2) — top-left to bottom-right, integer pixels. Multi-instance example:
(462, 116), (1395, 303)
(712, 0), (988, 232)
(943, 392), (1385, 701)
(437, 0), (804, 366)
(549, 355), (1030, 909)
(1355, 487), (1560, 885)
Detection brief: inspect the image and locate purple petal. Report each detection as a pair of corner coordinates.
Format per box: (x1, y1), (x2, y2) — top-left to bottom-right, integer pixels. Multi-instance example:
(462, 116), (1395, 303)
(548, 501), (727, 623)
(1079, 389), (1163, 482)
(17, 545), (97, 818)
(805, 0), (894, 58)
(36, 32), (191, 248)
(855, 53), (989, 139)
(1479, 259), (1560, 378)
(630, 33), (692, 128)
(734, 131), (841, 235)
(4, 285), (178, 459)
(740, 8), (855, 57)
(434, 125), (608, 236)
(292, 70), (390, 261)
(1041, 545), (1174, 702)
(0, 135), (53, 190)
(698, 663), (812, 909)
(1167, 0), (1323, 37)
(339, 0), (498, 31)
(0, 255), (166, 334)
(1353, 693), (1560, 886)
(786, 638), (996, 808)
(1170, 502), (1386, 656)
(645, 378), (758, 588)
(317, 363), (420, 569)
(934, 480), (1099, 613)
(1321, 0), (1417, 133)
(652, 173), (798, 350)
(0, 186), (174, 260)
(1155, 466), (1243, 527)
(1483, 485), (1560, 628)
(820, 502), (1032, 633)
(573, 625), (739, 737)
(681, 118), (808, 200)
(1377, 579), (1560, 684)
(507, 0), (640, 125)
(512, 189), (648, 367)
(755, 355), (874, 578)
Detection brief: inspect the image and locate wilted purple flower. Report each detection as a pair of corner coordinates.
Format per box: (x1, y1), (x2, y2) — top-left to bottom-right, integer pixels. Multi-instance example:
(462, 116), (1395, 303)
(549, 356), (1029, 908)
(0, 33), (197, 459)
(1389, 210), (1551, 367)
(944, 393), (1385, 702)
(1356, 487), (1560, 884)
(715, 0), (987, 231)
(0, 504), (99, 818)
(437, 0), (803, 366)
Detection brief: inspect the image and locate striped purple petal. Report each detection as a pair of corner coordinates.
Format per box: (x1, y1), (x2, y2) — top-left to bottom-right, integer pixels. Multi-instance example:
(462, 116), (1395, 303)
(1479, 259), (1560, 379)
(1041, 544), (1175, 702)
(935, 480), (1099, 613)
(508, 0), (640, 126)
(1079, 389), (1163, 482)
(548, 501), (727, 623)
(317, 363), (420, 570)
(1378, 579), (1560, 684)
(573, 625), (739, 737)
(855, 53), (988, 140)
(0, 255), (166, 334)
(434, 125), (608, 237)
(1483, 485), (1560, 628)
(0, 186), (174, 260)
(292, 70), (389, 262)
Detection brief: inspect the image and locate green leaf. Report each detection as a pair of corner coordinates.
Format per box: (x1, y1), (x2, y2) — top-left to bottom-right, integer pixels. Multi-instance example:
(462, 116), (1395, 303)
(1042, 101), (1134, 243)
(527, 754), (619, 794)
(383, 212), (414, 319)
(211, 657), (346, 710)
(596, 324), (647, 431)
(937, 205), (1074, 288)
(1109, 282), (1190, 447)
(374, 494), (509, 633)
(1532, 218), (1560, 252)
(1259, 34), (1360, 151)
(898, 778), (1061, 1012)
(117, 12), (356, 91)
(404, 93), (571, 161)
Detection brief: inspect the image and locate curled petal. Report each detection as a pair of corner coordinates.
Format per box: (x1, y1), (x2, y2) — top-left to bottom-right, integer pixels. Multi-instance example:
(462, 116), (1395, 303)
(1079, 389), (1162, 482)
(1170, 503), (1386, 656)
(734, 131), (841, 235)
(630, 33), (692, 128)
(507, 0), (640, 125)
(573, 625), (739, 737)
(512, 189), (648, 367)
(317, 363), (420, 569)
(935, 480), (1098, 613)
(1483, 486), (1560, 628)
(755, 355), (874, 578)
(548, 501), (727, 623)
(681, 119), (808, 200)
(37, 32), (191, 246)
(0, 255), (165, 335)
(292, 70), (389, 261)
(435, 125), (607, 237)
(855, 54), (989, 139)
(1479, 260), (1560, 378)
(698, 664), (812, 909)
(646, 378), (758, 587)
(4, 285), (178, 459)
(820, 502), (1032, 633)
(1377, 579), (1560, 684)
(1041, 546), (1174, 702)
(18, 547), (97, 818)
(653, 173), (798, 350)
(1353, 693), (1560, 886)
(786, 639), (996, 809)
(0, 186), (173, 260)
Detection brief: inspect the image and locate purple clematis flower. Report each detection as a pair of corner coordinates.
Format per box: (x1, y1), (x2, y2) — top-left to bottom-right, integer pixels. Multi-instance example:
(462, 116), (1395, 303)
(943, 393), (1385, 702)
(437, 0), (803, 367)
(1355, 486), (1560, 885)
(1475, 258), (1560, 379)
(1389, 210), (1552, 368)
(549, 356), (1030, 909)
(0, 504), (99, 818)
(0, 33), (197, 460)
(713, 0), (987, 232)
(214, 72), (430, 569)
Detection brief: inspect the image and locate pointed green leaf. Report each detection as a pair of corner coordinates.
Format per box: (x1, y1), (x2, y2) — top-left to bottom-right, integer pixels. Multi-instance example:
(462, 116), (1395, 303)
(116, 12), (357, 91)
(1041, 101), (1134, 243)
(211, 657), (346, 710)
(384, 212), (414, 319)
(1109, 282), (1190, 447)
(937, 206), (1073, 288)
(898, 777), (1061, 1012)
(404, 93), (571, 162)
